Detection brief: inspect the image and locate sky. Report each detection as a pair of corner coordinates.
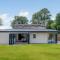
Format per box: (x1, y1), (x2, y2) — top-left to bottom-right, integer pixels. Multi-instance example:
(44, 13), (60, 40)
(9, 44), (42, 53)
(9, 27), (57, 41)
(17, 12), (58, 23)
(0, 0), (60, 29)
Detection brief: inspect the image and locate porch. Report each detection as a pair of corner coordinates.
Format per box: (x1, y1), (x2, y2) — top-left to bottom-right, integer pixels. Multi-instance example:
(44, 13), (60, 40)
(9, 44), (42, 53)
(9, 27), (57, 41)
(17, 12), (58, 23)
(9, 32), (29, 45)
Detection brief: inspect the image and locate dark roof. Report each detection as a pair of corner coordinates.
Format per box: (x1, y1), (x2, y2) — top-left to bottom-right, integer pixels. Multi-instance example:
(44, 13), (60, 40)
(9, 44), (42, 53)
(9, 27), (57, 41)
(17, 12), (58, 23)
(13, 24), (46, 29)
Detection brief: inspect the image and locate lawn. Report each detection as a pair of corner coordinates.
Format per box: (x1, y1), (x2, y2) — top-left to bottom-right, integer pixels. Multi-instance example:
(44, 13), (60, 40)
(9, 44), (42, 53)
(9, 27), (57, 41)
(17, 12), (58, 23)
(0, 44), (60, 60)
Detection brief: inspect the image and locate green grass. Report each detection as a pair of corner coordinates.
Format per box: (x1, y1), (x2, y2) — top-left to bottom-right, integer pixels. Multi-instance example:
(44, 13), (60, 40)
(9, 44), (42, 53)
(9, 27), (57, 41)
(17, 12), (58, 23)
(0, 44), (60, 60)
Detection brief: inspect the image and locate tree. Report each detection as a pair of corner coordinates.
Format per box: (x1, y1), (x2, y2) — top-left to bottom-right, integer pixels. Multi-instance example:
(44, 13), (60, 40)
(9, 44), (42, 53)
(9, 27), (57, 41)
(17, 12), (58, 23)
(49, 13), (60, 30)
(46, 20), (53, 29)
(55, 13), (60, 30)
(57, 25), (60, 30)
(31, 8), (51, 26)
(51, 22), (57, 29)
(0, 18), (2, 25)
(40, 8), (51, 20)
(11, 16), (28, 28)
(55, 13), (60, 25)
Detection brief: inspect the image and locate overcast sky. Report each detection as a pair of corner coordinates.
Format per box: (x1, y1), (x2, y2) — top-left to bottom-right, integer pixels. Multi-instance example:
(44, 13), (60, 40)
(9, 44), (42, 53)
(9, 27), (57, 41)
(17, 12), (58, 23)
(0, 0), (60, 29)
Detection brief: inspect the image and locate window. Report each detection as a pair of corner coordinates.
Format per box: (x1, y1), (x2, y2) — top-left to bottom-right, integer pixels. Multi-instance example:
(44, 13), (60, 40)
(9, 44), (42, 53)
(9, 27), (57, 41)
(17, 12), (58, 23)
(48, 34), (53, 40)
(33, 34), (36, 38)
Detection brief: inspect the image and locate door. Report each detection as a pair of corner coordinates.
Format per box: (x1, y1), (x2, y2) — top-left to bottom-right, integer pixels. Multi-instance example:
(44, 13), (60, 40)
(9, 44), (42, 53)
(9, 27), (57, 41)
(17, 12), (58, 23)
(9, 34), (16, 45)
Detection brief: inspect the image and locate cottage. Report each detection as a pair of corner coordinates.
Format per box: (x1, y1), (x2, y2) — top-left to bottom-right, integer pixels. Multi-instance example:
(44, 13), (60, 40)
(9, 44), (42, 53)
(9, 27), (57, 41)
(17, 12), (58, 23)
(57, 31), (60, 43)
(0, 24), (57, 44)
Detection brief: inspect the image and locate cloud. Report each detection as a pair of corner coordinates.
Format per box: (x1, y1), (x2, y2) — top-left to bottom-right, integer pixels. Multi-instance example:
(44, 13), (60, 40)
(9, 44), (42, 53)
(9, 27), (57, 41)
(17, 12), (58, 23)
(0, 26), (12, 29)
(0, 14), (8, 20)
(19, 11), (29, 18)
(0, 10), (30, 29)
(0, 13), (12, 29)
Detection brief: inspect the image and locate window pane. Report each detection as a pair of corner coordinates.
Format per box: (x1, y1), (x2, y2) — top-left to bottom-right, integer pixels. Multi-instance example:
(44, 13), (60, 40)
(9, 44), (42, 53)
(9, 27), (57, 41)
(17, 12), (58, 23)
(33, 34), (36, 38)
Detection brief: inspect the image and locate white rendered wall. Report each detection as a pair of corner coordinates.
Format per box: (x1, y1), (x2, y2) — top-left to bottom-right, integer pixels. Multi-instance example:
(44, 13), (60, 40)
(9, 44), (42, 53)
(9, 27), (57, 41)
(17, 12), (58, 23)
(0, 32), (9, 44)
(30, 32), (49, 43)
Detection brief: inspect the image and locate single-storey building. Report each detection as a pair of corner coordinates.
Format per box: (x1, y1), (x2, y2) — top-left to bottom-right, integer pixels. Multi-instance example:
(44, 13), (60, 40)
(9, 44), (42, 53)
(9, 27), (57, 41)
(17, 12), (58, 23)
(0, 24), (58, 45)
(57, 31), (60, 43)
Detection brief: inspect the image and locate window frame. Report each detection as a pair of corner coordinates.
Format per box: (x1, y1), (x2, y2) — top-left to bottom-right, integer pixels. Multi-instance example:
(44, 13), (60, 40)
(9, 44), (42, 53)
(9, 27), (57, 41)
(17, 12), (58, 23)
(33, 34), (36, 38)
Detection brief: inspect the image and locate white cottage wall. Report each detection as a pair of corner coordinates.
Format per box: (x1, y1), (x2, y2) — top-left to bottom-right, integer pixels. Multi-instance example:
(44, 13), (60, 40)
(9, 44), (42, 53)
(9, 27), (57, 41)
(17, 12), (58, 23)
(30, 32), (49, 43)
(0, 32), (9, 44)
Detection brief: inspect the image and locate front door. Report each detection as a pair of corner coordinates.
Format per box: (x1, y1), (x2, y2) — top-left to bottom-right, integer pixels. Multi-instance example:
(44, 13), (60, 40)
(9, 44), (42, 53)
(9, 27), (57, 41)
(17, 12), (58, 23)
(9, 34), (16, 45)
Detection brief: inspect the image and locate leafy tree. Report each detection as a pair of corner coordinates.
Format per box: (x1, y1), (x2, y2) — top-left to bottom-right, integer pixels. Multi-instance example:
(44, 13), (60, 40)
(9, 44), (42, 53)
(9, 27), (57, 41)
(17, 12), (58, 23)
(49, 13), (60, 30)
(0, 18), (2, 25)
(54, 13), (60, 30)
(46, 20), (53, 29)
(31, 8), (51, 26)
(55, 13), (60, 25)
(40, 8), (51, 20)
(57, 25), (60, 30)
(11, 16), (28, 28)
(51, 22), (57, 29)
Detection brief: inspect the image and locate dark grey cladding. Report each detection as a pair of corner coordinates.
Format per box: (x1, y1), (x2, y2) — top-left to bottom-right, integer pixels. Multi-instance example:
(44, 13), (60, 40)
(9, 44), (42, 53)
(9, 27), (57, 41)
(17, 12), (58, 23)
(13, 24), (46, 29)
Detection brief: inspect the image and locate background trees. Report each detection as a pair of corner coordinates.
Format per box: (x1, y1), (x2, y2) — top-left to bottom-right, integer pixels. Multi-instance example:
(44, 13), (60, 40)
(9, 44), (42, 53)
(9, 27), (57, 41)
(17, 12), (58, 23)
(31, 8), (60, 30)
(50, 13), (60, 30)
(55, 13), (60, 25)
(0, 18), (2, 25)
(31, 8), (51, 26)
(46, 20), (53, 29)
(11, 16), (28, 28)
(55, 13), (60, 30)
(11, 8), (60, 30)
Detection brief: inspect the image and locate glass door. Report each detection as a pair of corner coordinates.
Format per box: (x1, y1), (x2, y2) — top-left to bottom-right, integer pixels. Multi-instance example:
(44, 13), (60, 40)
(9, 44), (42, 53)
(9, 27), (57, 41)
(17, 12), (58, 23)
(9, 34), (16, 45)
